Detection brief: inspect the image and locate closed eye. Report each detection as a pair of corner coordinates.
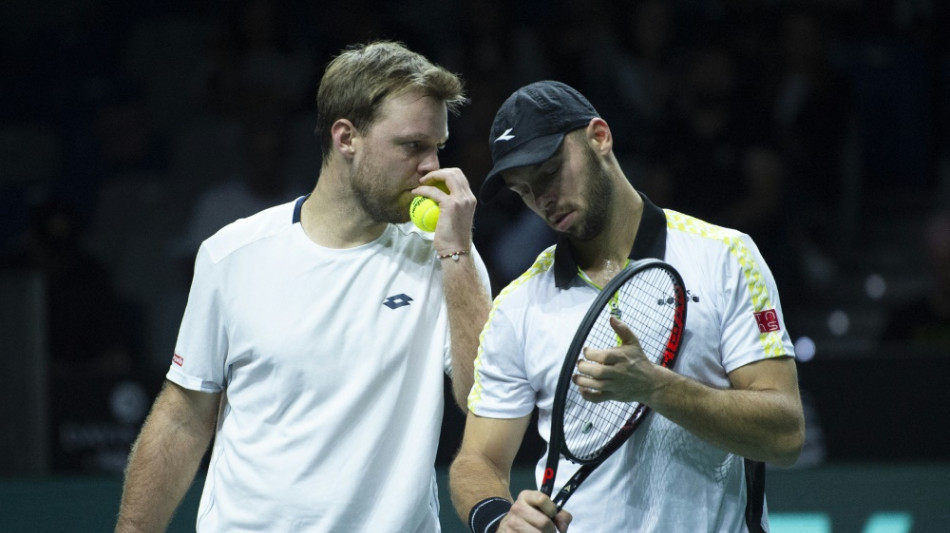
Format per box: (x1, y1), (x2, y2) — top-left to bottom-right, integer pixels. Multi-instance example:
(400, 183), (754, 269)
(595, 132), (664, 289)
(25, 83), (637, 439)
(508, 184), (529, 197)
(532, 166), (559, 193)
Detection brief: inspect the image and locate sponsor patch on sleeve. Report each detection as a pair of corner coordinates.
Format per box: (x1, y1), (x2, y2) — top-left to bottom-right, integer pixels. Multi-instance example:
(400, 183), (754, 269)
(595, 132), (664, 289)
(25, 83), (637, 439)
(754, 309), (781, 333)
(172, 353), (184, 367)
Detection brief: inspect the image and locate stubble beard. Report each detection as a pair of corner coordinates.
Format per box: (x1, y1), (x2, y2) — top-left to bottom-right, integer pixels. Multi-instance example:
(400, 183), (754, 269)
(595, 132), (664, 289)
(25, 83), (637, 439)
(570, 147), (613, 241)
(350, 157), (411, 225)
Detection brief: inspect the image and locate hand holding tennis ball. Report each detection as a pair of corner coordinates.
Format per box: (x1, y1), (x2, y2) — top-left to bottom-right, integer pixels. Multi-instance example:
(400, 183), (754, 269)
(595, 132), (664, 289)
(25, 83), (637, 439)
(410, 182), (449, 232)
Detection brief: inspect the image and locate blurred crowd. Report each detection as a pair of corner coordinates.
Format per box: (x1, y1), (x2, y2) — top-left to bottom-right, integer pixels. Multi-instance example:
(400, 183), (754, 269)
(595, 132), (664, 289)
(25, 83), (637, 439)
(2, 0), (949, 471)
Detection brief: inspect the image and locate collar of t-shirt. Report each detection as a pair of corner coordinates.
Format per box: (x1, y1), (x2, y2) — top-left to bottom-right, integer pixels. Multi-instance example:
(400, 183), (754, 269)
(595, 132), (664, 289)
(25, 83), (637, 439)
(553, 192), (668, 288)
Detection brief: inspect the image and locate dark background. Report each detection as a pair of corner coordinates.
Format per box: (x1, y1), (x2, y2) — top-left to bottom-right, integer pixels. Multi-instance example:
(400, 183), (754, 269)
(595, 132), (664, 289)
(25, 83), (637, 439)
(1, 0), (948, 482)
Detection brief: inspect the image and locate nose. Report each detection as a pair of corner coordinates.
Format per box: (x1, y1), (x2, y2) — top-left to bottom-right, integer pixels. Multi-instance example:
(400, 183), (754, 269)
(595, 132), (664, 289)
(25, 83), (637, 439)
(532, 186), (556, 214)
(537, 197), (556, 216)
(418, 149), (440, 174)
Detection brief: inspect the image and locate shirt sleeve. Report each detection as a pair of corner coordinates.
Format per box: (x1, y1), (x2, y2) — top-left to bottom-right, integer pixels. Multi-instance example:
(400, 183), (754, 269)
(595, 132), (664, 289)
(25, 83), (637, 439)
(719, 233), (795, 373)
(166, 242), (229, 392)
(467, 303), (537, 419)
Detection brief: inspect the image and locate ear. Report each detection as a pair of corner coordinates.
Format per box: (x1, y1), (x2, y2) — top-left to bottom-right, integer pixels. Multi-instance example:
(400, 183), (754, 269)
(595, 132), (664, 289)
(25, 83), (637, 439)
(585, 118), (613, 156)
(331, 119), (358, 159)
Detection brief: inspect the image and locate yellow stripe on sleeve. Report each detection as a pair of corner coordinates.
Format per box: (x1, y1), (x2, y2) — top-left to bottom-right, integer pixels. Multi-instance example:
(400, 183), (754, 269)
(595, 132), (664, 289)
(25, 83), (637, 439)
(468, 249), (556, 412)
(666, 211), (787, 358)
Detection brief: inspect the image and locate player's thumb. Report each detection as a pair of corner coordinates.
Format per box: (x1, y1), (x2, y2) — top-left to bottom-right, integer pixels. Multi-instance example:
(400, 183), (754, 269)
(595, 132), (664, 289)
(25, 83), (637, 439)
(609, 316), (641, 348)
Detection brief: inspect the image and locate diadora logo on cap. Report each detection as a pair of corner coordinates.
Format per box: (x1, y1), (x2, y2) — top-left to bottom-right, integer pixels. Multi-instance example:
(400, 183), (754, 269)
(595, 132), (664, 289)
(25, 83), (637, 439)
(383, 293), (413, 310)
(494, 128), (515, 142)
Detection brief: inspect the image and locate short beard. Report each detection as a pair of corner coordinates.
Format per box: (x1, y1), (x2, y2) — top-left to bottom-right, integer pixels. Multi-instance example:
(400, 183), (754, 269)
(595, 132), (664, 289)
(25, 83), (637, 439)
(571, 146), (612, 241)
(350, 158), (410, 225)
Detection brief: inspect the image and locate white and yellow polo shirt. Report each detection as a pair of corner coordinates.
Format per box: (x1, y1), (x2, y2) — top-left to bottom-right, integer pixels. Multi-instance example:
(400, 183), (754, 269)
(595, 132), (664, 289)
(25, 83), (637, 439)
(469, 193), (794, 533)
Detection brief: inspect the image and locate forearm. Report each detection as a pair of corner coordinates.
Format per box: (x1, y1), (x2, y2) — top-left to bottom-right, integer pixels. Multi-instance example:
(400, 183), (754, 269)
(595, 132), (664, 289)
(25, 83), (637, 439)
(443, 253), (490, 411)
(449, 448), (514, 522)
(116, 429), (207, 532)
(450, 414), (532, 526)
(647, 365), (804, 465)
(116, 385), (217, 532)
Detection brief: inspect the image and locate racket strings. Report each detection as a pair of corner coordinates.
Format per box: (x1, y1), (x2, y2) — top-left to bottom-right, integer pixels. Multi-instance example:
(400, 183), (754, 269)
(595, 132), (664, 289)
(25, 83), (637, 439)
(562, 267), (679, 462)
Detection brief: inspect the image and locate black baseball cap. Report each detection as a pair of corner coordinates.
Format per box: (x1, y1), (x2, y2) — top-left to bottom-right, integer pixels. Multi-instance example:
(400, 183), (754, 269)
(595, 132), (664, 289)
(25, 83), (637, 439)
(480, 80), (599, 203)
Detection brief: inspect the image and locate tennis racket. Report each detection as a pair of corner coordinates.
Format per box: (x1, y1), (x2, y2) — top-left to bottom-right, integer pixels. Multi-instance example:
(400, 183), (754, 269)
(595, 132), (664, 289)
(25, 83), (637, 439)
(539, 258), (687, 510)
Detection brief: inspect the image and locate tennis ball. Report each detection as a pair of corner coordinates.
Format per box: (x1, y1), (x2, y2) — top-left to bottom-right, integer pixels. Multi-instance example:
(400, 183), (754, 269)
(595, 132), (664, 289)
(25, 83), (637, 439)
(410, 196), (440, 232)
(409, 181), (449, 232)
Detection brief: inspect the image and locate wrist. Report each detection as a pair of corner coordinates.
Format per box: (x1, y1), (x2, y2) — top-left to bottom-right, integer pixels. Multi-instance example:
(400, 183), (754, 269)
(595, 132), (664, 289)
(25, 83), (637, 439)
(468, 497), (511, 533)
(645, 365), (680, 407)
(437, 249), (470, 262)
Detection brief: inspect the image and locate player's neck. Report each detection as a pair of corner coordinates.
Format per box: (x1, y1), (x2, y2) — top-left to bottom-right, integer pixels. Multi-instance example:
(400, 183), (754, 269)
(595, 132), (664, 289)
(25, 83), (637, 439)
(299, 169), (388, 249)
(573, 184), (643, 287)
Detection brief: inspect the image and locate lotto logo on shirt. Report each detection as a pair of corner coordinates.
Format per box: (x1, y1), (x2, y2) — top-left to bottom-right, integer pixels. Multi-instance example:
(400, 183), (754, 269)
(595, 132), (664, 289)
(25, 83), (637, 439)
(173, 353), (184, 367)
(754, 310), (781, 333)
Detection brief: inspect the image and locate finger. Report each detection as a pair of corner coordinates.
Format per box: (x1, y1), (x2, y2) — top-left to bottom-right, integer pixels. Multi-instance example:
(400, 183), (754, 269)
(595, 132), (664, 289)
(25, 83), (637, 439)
(420, 168), (473, 196)
(572, 375), (610, 402)
(501, 508), (557, 533)
(581, 346), (612, 365)
(576, 357), (606, 378)
(609, 316), (642, 349)
(509, 491), (560, 531)
(555, 510), (573, 532)
(578, 386), (609, 403)
(571, 373), (605, 389)
(517, 489), (559, 517)
(411, 181), (450, 202)
(582, 347), (625, 366)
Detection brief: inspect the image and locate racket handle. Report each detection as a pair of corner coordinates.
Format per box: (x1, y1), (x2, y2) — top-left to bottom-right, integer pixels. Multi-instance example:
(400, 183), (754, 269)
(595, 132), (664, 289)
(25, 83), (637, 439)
(539, 465), (557, 495)
(552, 464), (594, 511)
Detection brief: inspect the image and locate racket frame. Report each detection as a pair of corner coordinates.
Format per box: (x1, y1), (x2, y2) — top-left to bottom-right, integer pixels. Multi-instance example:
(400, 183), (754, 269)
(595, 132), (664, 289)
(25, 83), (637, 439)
(539, 258), (687, 508)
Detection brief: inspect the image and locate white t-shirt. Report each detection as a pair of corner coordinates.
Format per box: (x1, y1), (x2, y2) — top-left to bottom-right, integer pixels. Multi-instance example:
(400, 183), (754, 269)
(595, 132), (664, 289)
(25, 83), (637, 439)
(469, 196), (793, 533)
(168, 196), (490, 532)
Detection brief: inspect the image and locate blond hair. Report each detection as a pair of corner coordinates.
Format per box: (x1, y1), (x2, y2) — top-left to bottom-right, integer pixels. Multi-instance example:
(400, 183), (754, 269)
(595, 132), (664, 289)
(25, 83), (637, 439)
(315, 41), (467, 161)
